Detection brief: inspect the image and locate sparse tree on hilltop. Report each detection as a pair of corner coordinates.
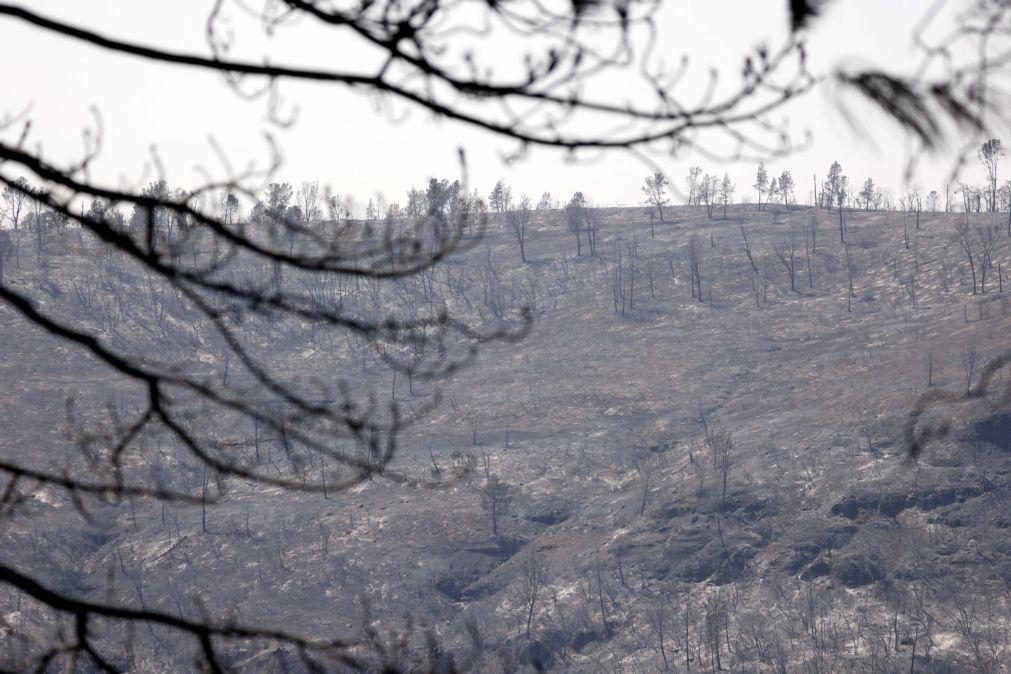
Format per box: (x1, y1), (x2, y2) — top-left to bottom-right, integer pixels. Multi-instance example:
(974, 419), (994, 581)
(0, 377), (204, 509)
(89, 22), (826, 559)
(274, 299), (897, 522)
(754, 162), (769, 211)
(768, 175), (780, 208)
(221, 191), (239, 224)
(299, 181), (321, 222)
(928, 190), (940, 214)
(265, 181), (294, 223)
(860, 178), (876, 211)
(979, 138), (1003, 213)
(426, 178), (456, 217)
(823, 161), (843, 210)
(642, 172), (670, 222)
(779, 170), (795, 210)
(686, 167), (702, 207)
(489, 180), (511, 214)
(130, 179), (171, 232)
(566, 191), (587, 256)
(700, 174), (717, 218)
(407, 187), (427, 219)
(719, 173), (735, 219)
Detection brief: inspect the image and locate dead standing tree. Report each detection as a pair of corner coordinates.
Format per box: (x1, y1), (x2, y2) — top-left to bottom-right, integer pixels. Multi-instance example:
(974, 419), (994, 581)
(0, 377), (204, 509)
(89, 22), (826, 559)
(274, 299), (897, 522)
(508, 195), (533, 263)
(707, 429), (734, 509)
(612, 234), (639, 315)
(845, 243), (857, 312)
(774, 232), (800, 293)
(299, 181), (321, 223)
(479, 474), (514, 539)
(956, 221), (980, 295)
(583, 204), (601, 257)
(687, 234), (704, 302)
(740, 221), (759, 274)
(977, 223), (1002, 293)
(1, 176), (29, 230)
(963, 344), (980, 395)
(804, 219), (816, 288)
(521, 554), (548, 639)
(700, 174), (717, 219)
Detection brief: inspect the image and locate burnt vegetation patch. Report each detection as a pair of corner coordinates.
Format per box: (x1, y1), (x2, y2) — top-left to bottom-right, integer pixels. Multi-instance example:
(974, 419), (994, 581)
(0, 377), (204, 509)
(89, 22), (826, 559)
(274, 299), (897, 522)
(831, 484), (986, 520)
(968, 411), (1011, 452)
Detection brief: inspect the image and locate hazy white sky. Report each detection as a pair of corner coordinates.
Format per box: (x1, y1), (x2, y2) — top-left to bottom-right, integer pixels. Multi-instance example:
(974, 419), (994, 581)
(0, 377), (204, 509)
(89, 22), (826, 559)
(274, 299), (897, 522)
(1, 0), (1006, 210)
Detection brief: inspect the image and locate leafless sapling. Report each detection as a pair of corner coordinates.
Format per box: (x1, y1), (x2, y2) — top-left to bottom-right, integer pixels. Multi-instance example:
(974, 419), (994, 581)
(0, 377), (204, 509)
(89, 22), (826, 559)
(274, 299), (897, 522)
(774, 232), (799, 293)
(977, 223), (1001, 293)
(686, 167), (702, 207)
(647, 590), (673, 671)
(299, 181), (321, 222)
(521, 554), (548, 639)
(963, 343), (979, 395)
(804, 222), (815, 288)
(688, 235), (703, 302)
(1, 176), (29, 230)
(956, 220), (980, 294)
(740, 221), (758, 273)
(845, 243), (857, 312)
(508, 195), (532, 263)
(479, 474), (514, 538)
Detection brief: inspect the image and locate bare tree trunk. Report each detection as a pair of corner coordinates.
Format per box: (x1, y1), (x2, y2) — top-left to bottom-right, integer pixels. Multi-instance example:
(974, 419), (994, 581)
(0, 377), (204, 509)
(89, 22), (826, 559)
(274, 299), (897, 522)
(740, 223), (758, 273)
(845, 244), (855, 312)
(805, 233), (814, 288)
(596, 561), (610, 637)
